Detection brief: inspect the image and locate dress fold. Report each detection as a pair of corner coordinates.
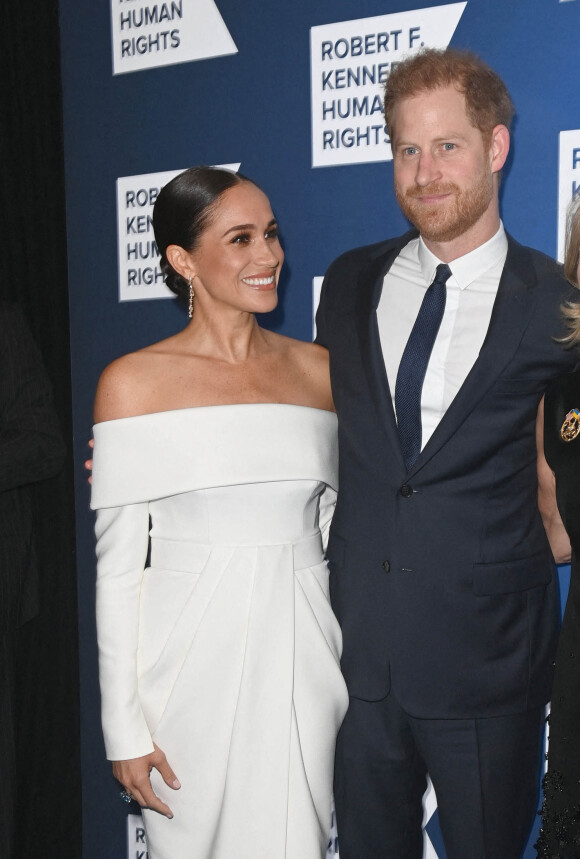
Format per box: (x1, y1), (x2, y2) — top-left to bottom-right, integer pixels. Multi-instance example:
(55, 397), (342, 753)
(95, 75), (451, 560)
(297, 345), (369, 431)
(92, 404), (348, 858)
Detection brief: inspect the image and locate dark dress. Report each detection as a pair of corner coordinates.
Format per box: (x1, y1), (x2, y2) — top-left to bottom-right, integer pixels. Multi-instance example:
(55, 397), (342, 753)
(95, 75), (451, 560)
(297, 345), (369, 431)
(537, 371), (580, 857)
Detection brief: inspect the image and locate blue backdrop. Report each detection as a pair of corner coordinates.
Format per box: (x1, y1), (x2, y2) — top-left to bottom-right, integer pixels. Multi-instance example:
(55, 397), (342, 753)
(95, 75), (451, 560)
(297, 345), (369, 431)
(58, 0), (580, 855)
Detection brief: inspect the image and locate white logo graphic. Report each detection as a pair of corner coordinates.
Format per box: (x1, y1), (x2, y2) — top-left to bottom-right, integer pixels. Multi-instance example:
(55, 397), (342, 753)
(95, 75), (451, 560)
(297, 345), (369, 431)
(310, 3), (467, 168)
(126, 814), (148, 858)
(558, 129), (580, 261)
(116, 163), (241, 302)
(110, 0), (237, 76)
(422, 778), (440, 858)
(312, 276), (323, 340)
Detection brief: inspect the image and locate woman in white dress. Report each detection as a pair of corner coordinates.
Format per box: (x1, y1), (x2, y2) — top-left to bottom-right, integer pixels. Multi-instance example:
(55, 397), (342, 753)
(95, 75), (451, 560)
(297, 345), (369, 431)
(90, 166), (348, 859)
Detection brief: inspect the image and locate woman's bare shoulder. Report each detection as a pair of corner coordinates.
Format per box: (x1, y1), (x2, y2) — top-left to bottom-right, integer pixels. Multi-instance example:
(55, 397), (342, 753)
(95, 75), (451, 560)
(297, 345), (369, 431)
(266, 333), (333, 410)
(94, 349), (165, 422)
(279, 335), (329, 372)
(266, 330), (326, 357)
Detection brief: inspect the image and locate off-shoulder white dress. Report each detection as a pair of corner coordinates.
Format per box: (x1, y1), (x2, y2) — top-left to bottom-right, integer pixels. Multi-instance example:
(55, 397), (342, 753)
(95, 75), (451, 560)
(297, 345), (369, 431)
(90, 404), (348, 859)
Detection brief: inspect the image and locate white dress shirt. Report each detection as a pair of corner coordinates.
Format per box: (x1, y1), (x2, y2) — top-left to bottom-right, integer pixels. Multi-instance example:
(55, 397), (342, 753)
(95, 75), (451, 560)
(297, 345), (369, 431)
(377, 224), (508, 450)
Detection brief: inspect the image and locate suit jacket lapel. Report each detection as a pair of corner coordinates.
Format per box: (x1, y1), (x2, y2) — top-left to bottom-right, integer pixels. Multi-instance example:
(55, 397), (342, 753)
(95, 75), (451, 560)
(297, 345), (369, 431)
(408, 235), (538, 476)
(355, 232), (416, 464)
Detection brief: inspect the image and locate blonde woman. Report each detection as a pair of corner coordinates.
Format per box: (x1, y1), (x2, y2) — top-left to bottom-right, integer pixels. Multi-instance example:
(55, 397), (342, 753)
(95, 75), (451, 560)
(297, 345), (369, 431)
(536, 190), (580, 856)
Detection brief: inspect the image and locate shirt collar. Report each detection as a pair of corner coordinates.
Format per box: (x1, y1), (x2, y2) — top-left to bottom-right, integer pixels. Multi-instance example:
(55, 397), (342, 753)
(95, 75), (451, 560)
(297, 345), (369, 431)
(417, 223), (508, 291)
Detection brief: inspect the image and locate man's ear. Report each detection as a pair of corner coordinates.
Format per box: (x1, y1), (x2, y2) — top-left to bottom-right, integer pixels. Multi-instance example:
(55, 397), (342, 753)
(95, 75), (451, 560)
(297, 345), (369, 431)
(490, 124), (510, 175)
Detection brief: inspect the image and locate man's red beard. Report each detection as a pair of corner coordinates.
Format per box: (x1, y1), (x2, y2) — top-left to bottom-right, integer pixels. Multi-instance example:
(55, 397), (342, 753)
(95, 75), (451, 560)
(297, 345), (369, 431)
(395, 173), (494, 243)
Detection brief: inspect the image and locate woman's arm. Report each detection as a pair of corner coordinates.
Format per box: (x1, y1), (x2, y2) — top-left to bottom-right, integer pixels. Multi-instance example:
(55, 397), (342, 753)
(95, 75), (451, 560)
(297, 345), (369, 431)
(95, 497), (181, 817)
(95, 502), (153, 757)
(93, 359), (181, 816)
(537, 396), (572, 564)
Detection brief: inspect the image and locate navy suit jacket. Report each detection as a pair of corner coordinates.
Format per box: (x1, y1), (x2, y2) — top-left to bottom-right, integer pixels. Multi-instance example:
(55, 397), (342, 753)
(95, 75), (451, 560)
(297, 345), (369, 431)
(316, 230), (576, 719)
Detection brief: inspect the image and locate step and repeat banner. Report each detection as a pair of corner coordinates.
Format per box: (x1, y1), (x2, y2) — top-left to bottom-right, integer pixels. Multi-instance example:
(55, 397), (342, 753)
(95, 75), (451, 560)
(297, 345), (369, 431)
(59, 0), (580, 856)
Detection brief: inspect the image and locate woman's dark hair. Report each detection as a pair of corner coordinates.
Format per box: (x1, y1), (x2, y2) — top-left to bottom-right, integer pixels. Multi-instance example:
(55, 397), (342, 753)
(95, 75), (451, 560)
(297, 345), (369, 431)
(153, 166), (258, 306)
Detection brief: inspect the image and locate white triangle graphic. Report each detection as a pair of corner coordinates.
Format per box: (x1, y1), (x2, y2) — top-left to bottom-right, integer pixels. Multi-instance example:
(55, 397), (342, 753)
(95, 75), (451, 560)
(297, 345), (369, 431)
(111, 0), (238, 75)
(179, 0), (237, 61)
(310, 2), (468, 167)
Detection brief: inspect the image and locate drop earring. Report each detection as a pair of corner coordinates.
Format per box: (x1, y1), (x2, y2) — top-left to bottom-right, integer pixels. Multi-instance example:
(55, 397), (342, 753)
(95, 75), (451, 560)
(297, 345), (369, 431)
(187, 275), (195, 319)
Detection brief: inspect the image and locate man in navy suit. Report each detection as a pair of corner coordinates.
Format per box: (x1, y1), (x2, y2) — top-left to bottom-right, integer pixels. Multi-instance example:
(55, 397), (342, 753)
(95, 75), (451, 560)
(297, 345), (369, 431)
(316, 49), (575, 858)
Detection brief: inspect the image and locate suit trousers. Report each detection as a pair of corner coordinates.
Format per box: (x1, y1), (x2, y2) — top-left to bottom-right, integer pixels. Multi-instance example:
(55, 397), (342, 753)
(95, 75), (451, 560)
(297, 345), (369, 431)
(334, 691), (545, 859)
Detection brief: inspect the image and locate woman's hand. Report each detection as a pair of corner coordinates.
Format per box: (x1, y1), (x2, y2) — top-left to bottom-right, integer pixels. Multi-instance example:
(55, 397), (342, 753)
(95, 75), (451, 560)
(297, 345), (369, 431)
(112, 743), (181, 818)
(85, 438), (94, 484)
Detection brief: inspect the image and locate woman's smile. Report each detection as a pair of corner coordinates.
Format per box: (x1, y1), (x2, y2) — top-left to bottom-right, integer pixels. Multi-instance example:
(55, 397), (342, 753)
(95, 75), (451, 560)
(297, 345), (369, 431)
(241, 273), (277, 289)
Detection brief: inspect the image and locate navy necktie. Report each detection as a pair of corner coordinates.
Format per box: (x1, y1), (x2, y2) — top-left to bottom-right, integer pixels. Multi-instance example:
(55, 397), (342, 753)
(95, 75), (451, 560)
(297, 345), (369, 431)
(395, 263), (451, 471)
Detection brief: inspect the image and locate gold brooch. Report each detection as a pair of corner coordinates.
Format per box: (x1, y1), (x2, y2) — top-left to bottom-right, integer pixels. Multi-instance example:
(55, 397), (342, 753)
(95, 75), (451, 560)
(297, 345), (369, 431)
(561, 408), (580, 442)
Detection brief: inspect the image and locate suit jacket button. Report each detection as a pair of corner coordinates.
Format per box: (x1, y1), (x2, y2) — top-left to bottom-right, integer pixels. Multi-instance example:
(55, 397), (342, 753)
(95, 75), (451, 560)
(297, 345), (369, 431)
(382, 560), (391, 573)
(400, 484), (413, 498)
